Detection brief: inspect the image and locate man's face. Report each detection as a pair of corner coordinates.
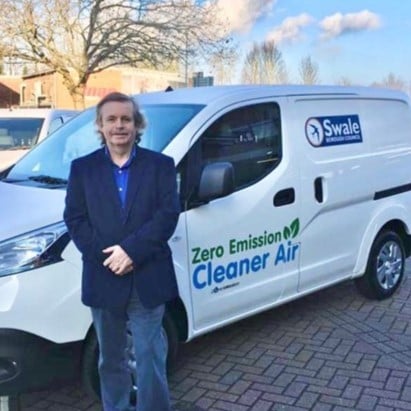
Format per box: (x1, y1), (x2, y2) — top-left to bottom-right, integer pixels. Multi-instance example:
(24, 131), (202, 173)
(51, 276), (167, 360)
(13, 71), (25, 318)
(98, 101), (137, 149)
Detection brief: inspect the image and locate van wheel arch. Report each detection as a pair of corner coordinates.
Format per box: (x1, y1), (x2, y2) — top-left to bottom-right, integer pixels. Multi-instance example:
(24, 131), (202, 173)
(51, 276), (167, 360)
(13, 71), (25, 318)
(355, 229), (405, 300)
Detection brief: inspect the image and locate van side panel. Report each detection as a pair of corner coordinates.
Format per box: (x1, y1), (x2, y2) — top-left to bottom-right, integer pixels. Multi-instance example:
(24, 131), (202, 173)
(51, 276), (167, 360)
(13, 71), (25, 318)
(290, 97), (411, 293)
(354, 98), (411, 274)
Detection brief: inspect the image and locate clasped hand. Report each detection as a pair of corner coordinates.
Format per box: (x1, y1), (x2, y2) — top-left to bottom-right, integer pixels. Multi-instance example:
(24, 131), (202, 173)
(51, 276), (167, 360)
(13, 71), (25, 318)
(103, 245), (134, 276)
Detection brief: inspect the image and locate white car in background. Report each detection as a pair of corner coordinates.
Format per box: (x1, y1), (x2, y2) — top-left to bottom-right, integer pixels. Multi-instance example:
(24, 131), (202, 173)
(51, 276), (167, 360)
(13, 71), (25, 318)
(0, 108), (78, 169)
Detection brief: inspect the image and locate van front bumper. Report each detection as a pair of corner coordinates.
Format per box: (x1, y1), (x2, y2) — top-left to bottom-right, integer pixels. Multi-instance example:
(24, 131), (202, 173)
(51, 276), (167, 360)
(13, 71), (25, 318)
(0, 329), (82, 395)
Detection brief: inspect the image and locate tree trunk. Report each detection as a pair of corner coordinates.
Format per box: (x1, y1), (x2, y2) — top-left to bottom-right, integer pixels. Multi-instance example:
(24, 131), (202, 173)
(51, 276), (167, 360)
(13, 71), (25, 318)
(69, 84), (86, 110)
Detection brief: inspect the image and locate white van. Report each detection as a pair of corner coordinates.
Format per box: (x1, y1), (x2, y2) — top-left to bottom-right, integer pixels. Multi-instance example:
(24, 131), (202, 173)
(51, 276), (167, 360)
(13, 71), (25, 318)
(1, 85), (411, 401)
(0, 108), (78, 170)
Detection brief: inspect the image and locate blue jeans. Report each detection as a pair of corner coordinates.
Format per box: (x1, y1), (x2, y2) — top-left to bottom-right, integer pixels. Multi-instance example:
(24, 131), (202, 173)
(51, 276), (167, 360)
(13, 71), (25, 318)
(91, 283), (171, 411)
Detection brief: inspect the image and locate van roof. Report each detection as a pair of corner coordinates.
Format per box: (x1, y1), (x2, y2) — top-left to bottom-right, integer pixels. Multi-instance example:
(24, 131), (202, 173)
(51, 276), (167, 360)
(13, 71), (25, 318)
(0, 108), (78, 118)
(136, 84), (410, 106)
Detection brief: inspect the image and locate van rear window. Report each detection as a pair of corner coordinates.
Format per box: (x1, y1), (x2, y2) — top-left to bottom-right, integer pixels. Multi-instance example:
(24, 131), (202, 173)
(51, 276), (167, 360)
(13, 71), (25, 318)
(0, 118), (44, 150)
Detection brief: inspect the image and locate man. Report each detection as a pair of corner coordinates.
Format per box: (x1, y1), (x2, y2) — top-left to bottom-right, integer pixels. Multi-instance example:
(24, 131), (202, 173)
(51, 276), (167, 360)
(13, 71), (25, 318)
(64, 92), (180, 411)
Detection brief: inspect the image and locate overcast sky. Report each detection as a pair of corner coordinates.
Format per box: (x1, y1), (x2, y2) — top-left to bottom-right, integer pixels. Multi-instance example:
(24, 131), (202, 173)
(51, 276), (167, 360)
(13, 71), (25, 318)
(210, 0), (410, 85)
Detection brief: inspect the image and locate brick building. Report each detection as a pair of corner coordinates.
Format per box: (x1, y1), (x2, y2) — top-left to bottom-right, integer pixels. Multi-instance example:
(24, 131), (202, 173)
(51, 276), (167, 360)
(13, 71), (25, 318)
(0, 76), (21, 108)
(0, 67), (185, 109)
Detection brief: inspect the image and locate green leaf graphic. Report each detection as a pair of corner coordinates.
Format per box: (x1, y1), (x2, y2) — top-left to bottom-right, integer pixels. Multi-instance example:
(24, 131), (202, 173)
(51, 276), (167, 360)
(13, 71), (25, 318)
(283, 226), (291, 240)
(290, 218), (300, 238)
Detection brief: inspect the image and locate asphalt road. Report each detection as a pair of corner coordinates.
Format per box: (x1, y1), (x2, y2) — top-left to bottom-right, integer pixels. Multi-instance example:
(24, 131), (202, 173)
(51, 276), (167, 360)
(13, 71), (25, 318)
(18, 261), (411, 411)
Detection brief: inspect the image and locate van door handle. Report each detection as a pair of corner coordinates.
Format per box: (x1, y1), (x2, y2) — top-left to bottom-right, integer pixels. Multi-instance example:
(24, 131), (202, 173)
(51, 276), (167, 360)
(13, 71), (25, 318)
(314, 177), (323, 203)
(273, 188), (295, 207)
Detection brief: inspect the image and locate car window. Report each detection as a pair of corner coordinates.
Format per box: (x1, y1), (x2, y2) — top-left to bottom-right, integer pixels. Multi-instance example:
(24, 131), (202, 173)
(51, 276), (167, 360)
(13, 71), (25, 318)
(179, 103), (282, 204)
(202, 103), (282, 188)
(0, 118), (44, 150)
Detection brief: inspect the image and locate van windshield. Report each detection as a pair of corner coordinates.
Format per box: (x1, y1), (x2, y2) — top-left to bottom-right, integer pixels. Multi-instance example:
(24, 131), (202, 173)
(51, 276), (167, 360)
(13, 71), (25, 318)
(0, 118), (44, 150)
(4, 103), (203, 186)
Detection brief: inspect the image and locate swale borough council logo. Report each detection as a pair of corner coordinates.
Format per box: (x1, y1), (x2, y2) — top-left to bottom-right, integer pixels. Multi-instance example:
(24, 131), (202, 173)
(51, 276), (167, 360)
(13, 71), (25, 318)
(305, 117), (324, 147)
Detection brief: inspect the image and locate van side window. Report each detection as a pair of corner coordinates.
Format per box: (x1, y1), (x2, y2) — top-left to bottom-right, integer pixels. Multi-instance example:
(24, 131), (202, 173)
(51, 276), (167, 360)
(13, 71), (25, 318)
(178, 103), (282, 207)
(202, 103), (281, 189)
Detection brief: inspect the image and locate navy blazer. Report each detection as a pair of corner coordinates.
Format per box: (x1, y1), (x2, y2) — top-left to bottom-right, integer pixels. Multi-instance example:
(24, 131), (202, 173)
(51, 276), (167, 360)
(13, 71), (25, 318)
(63, 146), (180, 310)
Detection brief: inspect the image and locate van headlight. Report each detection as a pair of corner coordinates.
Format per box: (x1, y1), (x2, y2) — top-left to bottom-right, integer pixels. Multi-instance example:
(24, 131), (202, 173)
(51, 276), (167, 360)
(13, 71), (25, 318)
(0, 222), (69, 277)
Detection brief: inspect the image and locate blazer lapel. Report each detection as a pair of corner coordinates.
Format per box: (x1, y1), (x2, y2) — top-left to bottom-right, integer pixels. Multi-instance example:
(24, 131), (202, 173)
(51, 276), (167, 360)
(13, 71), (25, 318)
(96, 149), (123, 213)
(123, 147), (147, 220)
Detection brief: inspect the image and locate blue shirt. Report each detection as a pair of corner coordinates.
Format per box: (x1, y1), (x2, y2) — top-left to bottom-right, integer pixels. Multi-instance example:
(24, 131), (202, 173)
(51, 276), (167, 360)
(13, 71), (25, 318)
(105, 146), (136, 207)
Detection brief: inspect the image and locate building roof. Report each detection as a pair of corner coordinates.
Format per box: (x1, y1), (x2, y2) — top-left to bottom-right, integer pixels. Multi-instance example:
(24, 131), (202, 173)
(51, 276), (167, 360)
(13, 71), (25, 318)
(22, 69), (55, 80)
(0, 76), (21, 93)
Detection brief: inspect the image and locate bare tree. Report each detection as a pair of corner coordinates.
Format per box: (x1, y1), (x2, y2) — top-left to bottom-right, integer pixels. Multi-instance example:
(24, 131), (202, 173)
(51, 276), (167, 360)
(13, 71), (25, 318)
(298, 55), (319, 85)
(208, 48), (239, 85)
(371, 72), (407, 92)
(0, 0), (232, 108)
(336, 76), (354, 86)
(241, 41), (287, 85)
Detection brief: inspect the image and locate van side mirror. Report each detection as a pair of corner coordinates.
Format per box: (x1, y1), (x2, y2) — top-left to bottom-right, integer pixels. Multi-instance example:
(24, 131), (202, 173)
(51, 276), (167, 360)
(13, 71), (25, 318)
(197, 162), (235, 203)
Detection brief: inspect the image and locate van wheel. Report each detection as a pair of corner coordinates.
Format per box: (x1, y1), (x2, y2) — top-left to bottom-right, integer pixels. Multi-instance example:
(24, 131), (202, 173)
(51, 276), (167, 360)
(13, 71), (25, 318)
(81, 330), (100, 400)
(81, 311), (179, 400)
(355, 230), (405, 300)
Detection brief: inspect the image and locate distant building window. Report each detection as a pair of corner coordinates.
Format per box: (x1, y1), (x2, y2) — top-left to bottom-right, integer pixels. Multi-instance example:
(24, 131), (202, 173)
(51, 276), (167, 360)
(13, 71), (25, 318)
(20, 85), (26, 104)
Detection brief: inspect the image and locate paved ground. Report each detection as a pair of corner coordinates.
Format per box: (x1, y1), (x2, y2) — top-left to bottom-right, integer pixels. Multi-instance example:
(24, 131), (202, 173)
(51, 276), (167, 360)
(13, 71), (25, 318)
(18, 262), (411, 411)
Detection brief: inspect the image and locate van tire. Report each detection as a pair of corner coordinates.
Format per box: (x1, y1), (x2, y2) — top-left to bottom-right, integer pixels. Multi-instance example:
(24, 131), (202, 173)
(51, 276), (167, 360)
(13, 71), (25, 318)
(163, 311), (179, 371)
(355, 230), (405, 300)
(81, 311), (179, 400)
(81, 330), (100, 400)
